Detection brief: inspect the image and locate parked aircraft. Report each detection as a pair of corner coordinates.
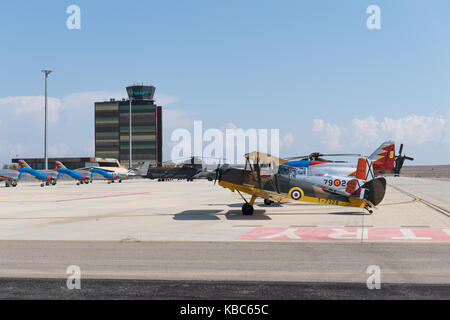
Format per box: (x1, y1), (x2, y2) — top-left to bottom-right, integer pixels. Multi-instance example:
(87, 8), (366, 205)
(17, 160), (57, 187)
(90, 167), (120, 184)
(214, 141), (412, 215)
(80, 161), (150, 181)
(146, 157), (226, 181)
(55, 161), (92, 185)
(146, 157), (202, 181)
(0, 169), (19, 187)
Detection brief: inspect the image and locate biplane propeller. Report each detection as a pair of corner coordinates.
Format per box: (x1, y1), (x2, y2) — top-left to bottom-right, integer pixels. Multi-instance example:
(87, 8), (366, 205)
(394, 144), (414, 176)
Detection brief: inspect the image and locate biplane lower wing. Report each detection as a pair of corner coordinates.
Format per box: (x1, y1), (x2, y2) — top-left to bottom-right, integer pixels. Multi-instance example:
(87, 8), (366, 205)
(219, 180), (292, 203)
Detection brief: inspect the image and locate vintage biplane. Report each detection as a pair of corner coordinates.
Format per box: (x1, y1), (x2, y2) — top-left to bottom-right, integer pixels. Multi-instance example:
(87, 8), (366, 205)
(214, 141), (413, 215)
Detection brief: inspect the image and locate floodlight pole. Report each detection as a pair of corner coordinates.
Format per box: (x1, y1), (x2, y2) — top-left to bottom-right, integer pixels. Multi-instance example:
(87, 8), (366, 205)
(41, 70), (52, 170)
(129, 97), (133, 168)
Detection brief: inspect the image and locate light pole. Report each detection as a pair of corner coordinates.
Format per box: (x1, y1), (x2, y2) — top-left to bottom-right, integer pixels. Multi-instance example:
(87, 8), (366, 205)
(41, 70), (52, 170)
(129, 96), (133, 168)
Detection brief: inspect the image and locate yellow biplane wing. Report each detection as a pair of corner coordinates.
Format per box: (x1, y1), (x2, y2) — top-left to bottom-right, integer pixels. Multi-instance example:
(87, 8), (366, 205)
(245, 152), (288, 165)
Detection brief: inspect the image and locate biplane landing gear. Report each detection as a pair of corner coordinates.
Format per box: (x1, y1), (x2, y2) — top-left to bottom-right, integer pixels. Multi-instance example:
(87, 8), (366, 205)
(237, 191), (256, 215)
(242, 203), (254, 216)
(364, 204), (373, 214)
(264, 199), (273, 206)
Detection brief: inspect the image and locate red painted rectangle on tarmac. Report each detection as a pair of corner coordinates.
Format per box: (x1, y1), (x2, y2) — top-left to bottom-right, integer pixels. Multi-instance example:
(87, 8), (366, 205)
(237, 227), (450, 242)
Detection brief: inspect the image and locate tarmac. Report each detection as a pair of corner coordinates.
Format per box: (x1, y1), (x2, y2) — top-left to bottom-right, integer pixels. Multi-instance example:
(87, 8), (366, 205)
(0, 177), (449, 298)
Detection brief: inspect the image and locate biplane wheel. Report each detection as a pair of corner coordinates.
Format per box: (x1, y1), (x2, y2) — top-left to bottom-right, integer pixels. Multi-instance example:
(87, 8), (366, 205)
(264, 199), (273, 206)
(242, 203), (254, 216)
(364, 204), (373, 214)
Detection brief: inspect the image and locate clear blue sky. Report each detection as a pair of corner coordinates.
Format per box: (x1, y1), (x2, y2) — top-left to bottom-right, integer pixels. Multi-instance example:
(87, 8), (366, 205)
(0, 1), (449, 165)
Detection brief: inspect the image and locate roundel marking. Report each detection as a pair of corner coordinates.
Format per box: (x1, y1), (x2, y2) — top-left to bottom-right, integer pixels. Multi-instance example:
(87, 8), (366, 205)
(334, 179), (341, 187)
(289, 187), (304, 201)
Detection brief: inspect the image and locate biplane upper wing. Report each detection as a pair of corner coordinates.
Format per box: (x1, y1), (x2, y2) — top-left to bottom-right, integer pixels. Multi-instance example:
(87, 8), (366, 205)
(245, 152), (288, 165)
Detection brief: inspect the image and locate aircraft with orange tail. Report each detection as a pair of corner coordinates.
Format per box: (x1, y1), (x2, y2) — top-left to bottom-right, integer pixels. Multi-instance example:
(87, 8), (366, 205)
(214, 141), (413, 215)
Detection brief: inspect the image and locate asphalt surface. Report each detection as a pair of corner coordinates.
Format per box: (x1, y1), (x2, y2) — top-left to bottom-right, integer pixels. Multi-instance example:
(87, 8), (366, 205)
(0, 241), (448, 284)
(1, 278), (448, 299)
(0, 177), (448, 299)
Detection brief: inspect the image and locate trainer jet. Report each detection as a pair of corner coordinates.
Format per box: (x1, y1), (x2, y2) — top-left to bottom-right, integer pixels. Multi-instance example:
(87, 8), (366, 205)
(81, 161), (150, 183)
(0, 169), (19, 187)
(17, 160), (57, 187)
(55, 161), (92, 185)
(214, 141), (412, 215)
(90, 167), (120, 184)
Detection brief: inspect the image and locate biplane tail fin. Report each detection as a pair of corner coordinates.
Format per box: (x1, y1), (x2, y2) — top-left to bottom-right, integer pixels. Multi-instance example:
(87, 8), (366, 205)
(351, 177), (386, 206)
(368, 141), (396, 172)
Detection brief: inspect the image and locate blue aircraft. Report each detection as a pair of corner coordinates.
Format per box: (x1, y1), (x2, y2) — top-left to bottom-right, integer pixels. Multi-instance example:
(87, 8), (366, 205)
(55, 161), (92, 185)
(18, 160), (57, 187)
(90, 167), (121, 184)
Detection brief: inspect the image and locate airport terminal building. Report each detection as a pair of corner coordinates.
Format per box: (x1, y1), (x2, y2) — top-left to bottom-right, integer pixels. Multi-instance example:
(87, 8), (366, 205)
(95, 85), (163, 167)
